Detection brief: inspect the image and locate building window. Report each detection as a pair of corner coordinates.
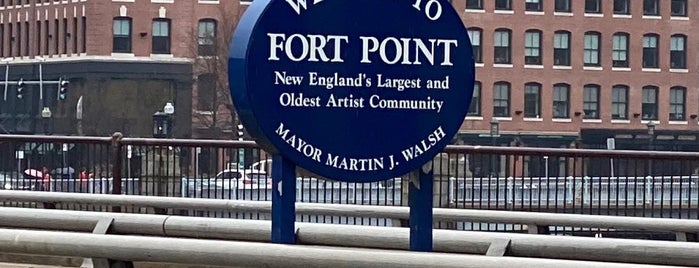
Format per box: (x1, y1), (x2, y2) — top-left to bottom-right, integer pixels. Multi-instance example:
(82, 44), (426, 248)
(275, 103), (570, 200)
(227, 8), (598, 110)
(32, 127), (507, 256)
(197, 74), (217, 111)
(611, 85), (628, 120)
(555, 0), (571, 12)
(553, 83), (569, 118)
(613, 0), (630, 14)
(671, 0), (687, 16)
(524, 83), (541, 118)
(585, 0), (601, 13)
(494, 29), (511, 64)
(612, 33), (629, 67)
(644, 0), (659, 15)
(641, 86), (658, 120)
(495, 0), (511, 10)
(584, 32), (600, 66)
(467, 28), (482, 63)
(152, 19), (171, 54)
(112, 17), (131, 53)
(466, 0), (482, 9)
(583, 84), (600, 119)
(670, 34), (686, 69)
(669, 86), (686, 121)
(198, 19), (217, 56)
(493, 82), (510, 117)
(643, 34), (659, 68)
(468, 82), (481, 116)
(525, 0), (542, 11)
(553, 31), (570, 66)
(524, 30), (541, 65)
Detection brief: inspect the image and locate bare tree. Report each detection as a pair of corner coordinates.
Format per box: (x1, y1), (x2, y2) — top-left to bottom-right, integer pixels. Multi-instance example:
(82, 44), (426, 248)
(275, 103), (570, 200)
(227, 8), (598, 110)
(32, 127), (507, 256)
(189, 5), (242, 138)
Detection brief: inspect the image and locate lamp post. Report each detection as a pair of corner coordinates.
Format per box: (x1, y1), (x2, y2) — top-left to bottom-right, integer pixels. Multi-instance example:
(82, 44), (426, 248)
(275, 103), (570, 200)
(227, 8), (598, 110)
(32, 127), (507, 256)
(490, 118), (500, 176)
(647, 121), (655, 177)
(2, 58), (11, 101)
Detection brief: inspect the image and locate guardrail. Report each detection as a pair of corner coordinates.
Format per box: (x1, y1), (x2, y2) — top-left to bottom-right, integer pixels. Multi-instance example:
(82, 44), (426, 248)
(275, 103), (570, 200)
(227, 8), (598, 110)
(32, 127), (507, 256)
(0, 207), (697, 267)
(1, 191), (697, 240)
(2, 133), (699, 228)
(0, 228), (682, 268)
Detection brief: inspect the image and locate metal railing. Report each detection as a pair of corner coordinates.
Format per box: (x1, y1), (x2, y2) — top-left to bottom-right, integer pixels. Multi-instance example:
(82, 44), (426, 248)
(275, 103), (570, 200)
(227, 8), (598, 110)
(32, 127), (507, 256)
(0, 206), (697, 267)
(1, 133), (699, 230)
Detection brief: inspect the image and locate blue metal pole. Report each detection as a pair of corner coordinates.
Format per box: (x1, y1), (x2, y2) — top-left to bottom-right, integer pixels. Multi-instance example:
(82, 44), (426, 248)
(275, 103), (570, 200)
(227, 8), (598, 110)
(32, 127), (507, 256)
(409, 167), (434, 251)
(271, 155), (296, 244)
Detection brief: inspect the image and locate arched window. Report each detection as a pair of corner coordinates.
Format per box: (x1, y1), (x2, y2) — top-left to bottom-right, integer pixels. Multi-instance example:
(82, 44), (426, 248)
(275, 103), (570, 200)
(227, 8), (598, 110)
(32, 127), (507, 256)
(468, 81), (481, 116)
(583, 84), (600, 119)
(670, 34), (687, 69)
(467, 28), (482, 63)
(524, 30), (542, 65)
(641, 86), (658, 120)
(583, 31), (601, 66)
(493, 82), (510, 117)
(553, 83), (569, 118)
(612, 32), (629, 67)
(611, 85), (629, 119)
(553, 30), (571, 66)
(643, 33), (659, 68)
(494, 28), (511, 64)
(669, 86), (686, 121)
(524, 82), (541, 118)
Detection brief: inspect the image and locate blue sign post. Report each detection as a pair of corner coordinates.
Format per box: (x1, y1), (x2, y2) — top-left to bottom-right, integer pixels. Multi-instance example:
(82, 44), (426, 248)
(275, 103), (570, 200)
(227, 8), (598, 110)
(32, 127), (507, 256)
(229, 0), (474, 249)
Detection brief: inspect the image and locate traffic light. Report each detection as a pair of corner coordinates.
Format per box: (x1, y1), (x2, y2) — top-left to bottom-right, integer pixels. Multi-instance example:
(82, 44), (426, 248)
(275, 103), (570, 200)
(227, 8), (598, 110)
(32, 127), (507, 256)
(16, 78), (24, 99)
(58, 77), (69, 100)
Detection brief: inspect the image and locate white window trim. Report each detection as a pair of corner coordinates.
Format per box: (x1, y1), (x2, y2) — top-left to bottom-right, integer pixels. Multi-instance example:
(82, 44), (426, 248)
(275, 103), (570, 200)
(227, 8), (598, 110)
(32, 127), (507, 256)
(611, 120), (631, 124)
(552, 118), (572, 123)
(582, 119), (602, 123)
(611, 67), (631, 72)
(493, 117), (513, 121)
(552, 65), (572, 70)
(465, 116), (483, 121)
(553, 12), (573, 16)
(670, 69), (689, 73)
(494, 10), (515, 14)
(669, 121), (688, 125)
(583, 66), (603, 71)
(493, 64), (514, 68)
(642, 68), (661, 72)
(523, 118), (544, 122)
(524, 65), (544, 69)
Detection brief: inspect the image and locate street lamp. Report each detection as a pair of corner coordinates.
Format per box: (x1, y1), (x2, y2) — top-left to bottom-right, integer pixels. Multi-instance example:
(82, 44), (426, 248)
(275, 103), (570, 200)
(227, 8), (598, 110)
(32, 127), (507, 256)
(41, 106), (52, 135)
(647, 121), (656, 177)
(490, 118), (500, 177)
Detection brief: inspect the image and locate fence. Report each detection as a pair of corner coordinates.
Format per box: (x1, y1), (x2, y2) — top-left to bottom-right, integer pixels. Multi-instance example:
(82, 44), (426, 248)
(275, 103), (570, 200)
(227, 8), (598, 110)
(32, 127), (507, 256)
(1, 133), (699, 232)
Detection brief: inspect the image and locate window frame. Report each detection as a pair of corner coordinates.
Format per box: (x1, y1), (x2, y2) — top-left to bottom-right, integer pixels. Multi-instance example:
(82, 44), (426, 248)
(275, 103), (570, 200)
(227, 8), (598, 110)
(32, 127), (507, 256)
(495, 0), (511, 10)
(671, 0), (687, 17)
(468, 81), (481, 116)
(613, 0), (630, 14)
(643, 34), (659, 68)
(468, 28), (482, 63)
(524, 30), (542, 65)
(525, 0), (542, 11)
(524, 83), (542, 118)
(555, 0), (571, 12)
(669, 86), (686, 121)
(494, 29), (512, 64)
(611, 85), (629, 120)
(584, 32), (601, 66)
(585, 0), (601, 13)
(152, 18), (171, 54)
(198, 19), (217, 56)
(644, 0), (660, 15)
(641, 86), (658, 120)
(553, 31), (571, 66)
(670, 34), (687, 69)
(583, 84), (600, 119)
(553, 83), (570, 118)
(112, 17), (132, 53)
(466, 0), (482, 9)
(612, 33), (629, 67)
(493, 82), (511, 117)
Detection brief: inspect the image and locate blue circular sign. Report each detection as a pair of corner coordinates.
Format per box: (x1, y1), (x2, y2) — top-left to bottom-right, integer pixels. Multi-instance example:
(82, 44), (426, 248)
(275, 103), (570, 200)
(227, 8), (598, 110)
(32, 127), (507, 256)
(229, 0), (475, 183)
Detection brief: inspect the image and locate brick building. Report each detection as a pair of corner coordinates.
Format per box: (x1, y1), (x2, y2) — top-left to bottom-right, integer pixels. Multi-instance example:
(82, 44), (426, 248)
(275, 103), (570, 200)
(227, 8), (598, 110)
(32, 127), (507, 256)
(452, 0), (699, 176)
(0, 0), (244, 139)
